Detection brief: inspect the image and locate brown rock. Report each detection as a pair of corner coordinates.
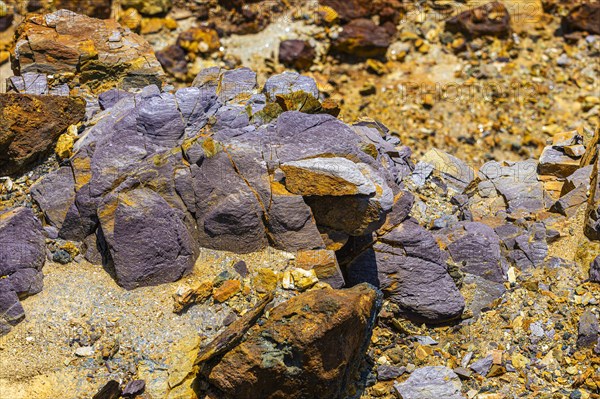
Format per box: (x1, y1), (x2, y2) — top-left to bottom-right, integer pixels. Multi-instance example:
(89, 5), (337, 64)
(203, 284), (381, 399)
(213, 280), (241, 303)
(0, 94), (85, 175)
(445, 2), (511, 38)
(278, 40), (316, 71)
(0, 1), (14, 32)
(562, 3), (600, 35)
(296, 249), (345, 288)
(156, 44), (188, 78)
(320, 0), (403, 24)
(12, 10), (164, 92)
(173, 280), (213, 313)
(177, 27), (220, 55)
(332, 19), (392, 58)
(53, 0), (112, 19)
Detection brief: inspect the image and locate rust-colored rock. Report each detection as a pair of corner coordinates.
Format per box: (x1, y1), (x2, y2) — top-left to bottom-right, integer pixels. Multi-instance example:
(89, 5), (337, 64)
(279, 40), (316, 71)
(177, 27), (220, 55)
(296, 249), (345, 288)
(213, 280), (241, 303)
(12, 10), (164, 92)
(445, 2), (511, 38)
(332, 19), (392, 58)
(0, 93), (85, 175)
(203, 284), (381, 399)
(562, 2), (600, 35)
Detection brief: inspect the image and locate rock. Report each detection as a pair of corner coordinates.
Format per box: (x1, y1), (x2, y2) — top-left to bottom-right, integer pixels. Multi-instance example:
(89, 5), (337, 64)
(172, 280), (213, 313)
(54, 0), (113, 18)
(177, 27), (221, 55)
(551, 182), (588, 216)
(0, 0), (13, 31)
(12, 10), (164, 92)
(590, 256), (600, 283)
(445, 2), (511, 39)
(453, 367), (472, 380)
(6, 73), (49, 95)
(377, 364), (406, 381)
(0, 94), (85, 175)
(203, 284), (381, 399)
(563, 166), (592, 194)
(262, 71), (319, 99)
(420, 148), (475, 192)
(120, 0), (172, 15)
(346, 219), (465, 324)
(278, 40), (316, 71)
(295, 249), (345, 288)
(30, 166), (76, 231)
(92, 380), (122, 399)
(75, 346), (95, 357)
(585, 145), (600, 240)
(441, 222), (505, 283)
(122, 380), (145, 397)
(212, 279), (241, 303)
(538, 146), (581, 178)
(156, 44), (188, 78)
(470, 355), (493, 376)
(98, 188), (196, 289)
(577, 310), (599, 348)
(562, 3), (600, 35)
(332, 19), (392, 58)
(393, 366), (465, 399)
(480, 160), (544, 215)
(281, 157), (376, 196)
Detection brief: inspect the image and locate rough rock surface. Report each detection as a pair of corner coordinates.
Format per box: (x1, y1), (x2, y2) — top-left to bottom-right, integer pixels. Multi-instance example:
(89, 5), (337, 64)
(445, 2), (511, 38)
(203, 284), (381, 399)
(332, 19), (392, 58)
(0, 207), (45, 335)
(562, 2), (600, 35)
(278, 40), (316, 71)
(12, 10), (164, 92)
(0, 93), (86, 175)
(393, 366), (465, 399)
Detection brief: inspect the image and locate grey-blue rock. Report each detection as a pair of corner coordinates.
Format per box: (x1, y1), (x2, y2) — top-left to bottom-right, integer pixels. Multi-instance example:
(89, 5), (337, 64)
(394, 366), (465, 399)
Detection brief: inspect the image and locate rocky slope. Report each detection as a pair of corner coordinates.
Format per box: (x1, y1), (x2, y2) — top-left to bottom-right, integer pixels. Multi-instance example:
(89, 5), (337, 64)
(0, 2), (599, 399)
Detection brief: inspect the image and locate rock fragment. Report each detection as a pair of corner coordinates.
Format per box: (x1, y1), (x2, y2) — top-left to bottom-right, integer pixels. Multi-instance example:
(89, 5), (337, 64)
(562, 3), (600, 35)
(445, 2), (511, 38)
(203, 284), (381, 399)
(393, 366), (465, 399)
(332, 19), (392, 58)
(279, 40), (316, 70)
(590, 256), (600, 283)
(577, 310), (599, 348)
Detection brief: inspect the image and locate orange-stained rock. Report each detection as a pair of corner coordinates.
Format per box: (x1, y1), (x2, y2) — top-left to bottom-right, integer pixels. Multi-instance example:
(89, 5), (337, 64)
(296, 249), (345, 288)
(11, 10), (164, 92)
(0, 93), (85, 175)
(203, 283), (381, 399)
(212, 279), (241, 303)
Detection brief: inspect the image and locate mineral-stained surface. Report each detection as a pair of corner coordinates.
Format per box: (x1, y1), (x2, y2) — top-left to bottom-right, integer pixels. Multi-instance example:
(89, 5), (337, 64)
(11, 10), (164, 92)
(0, 93), (85, 175)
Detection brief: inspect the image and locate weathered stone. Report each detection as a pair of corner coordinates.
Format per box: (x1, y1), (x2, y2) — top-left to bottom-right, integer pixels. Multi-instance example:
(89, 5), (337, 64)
(346, 220), (465, 324)
(551, 183), (588, 216)
(394, 366), (465, 399)
(577, 310), (599, 348)
(0, 207), (45, 278)
(421, 148), (475, 192)
(278, 40), (316, 71)
(441, 222), (505, 283)
(332, 19), (392, 58)
(263, 71), (319, 100)
(177, 27), (220, 55)
(538, 146), (581, 178)
(156, 44), (188, 78)
(172, 280), (213, 313)
(445, 2), (511, 38)
(30, 166), (76, 230)
(98, 188), (196, 289)
(562, 3), (600, 35)
(296, 249), (345, 288)
(212, 279), (241, 303)
(0, 0), (13, 31)
(122, 380), (145, 397)
(0, 94), (85, 175)
(6, 73), (49, 95)
(376, 364), (405, 381)
(12, 10), (164, 92)
(470, 355), (493, 376)
(281, 157), (376, 196)
(204, 284), (381, 399)
(585, 145), (600, 240)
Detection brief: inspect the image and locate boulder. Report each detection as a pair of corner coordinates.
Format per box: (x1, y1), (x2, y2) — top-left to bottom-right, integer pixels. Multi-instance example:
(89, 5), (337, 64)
(346, 219), (465, 324)
(0, 207), (46, 335)
(203, 284), (381, 399)
(0, 94), (85, 175)
(12, 10), (164, 92)
(562, 3), (600, 35)
(445, 2), (511, 38)
(98, 188), (196, 289)
(393, 366), (465, 399)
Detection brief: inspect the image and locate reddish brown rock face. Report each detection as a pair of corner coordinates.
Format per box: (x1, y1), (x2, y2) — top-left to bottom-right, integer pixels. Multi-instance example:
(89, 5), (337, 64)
(562, 2), (600, 35)
(204, 284), (381, 399)
(12, 10), (164, 92)
(0, 93), (85, 175)
(445, 2), (511, 38)
(332, 18), (392, 58)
